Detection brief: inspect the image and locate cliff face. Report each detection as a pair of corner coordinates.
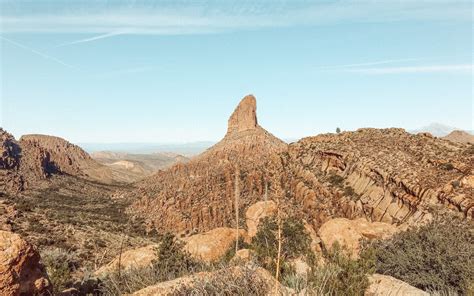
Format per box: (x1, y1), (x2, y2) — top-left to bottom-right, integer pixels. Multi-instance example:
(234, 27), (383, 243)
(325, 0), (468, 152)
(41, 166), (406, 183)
(130, 95), (288, 234)
(272, 128), (473, 230)
(0, 130), (130, 193)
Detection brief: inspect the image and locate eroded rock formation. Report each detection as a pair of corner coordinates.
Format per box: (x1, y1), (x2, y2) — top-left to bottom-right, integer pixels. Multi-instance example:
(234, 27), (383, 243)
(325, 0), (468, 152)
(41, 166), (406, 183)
(130, 95), (288, 233)
(270, 128), (473, 231)
(0, 230), (52, 296)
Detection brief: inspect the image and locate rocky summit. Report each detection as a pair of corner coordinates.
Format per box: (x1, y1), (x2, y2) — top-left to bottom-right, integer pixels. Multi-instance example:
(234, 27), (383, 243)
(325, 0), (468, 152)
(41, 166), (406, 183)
(130, 95), (287, 234)
(130, 96), (473, 236)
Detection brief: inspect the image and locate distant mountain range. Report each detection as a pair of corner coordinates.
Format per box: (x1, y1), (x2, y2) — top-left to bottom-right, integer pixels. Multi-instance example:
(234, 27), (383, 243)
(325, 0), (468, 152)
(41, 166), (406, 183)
(409, 123), (473, 137)
(78, 141), (215, 156)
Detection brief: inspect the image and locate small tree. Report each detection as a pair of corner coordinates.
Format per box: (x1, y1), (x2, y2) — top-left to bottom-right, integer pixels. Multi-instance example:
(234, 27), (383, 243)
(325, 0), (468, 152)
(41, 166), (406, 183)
(336, 127), (341, 134)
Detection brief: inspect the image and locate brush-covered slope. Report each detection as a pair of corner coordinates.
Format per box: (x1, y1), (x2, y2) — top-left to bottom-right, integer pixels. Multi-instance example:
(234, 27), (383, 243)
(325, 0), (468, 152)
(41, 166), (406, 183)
(130, 95), (288, 234)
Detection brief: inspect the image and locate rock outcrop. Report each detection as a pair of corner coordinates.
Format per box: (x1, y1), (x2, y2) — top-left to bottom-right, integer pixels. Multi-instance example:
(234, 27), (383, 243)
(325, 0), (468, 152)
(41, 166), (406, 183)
(183, 227), (246, 262)
(95, 244), (158, 277)
(0, 129), (137, 193)
(245, 201), (277, 240)
(130, 95), (288, 233)
(365, 274), (429, 296)
(269, 128), (473, 232)
(0, 230), (52, 295)
(318, 218), (398, 258)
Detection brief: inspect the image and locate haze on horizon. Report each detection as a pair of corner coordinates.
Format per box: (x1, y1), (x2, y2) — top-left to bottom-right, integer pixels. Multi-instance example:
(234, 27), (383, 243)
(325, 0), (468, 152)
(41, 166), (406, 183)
(0, 0), (472, 143)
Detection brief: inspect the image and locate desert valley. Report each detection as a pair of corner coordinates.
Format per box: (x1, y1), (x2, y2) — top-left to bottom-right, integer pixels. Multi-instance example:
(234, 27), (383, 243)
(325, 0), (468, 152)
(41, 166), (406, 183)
(0, 95), (472, 295)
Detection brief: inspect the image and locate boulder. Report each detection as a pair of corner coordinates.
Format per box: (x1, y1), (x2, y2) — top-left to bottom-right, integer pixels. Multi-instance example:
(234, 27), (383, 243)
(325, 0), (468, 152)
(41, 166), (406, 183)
(183, 227), (246, 262)
(365, 274), (429, 296)
(245, 200), (277, 241)
(318, 218), (398, 258)
(230, 249), (254, 265)
(131, 265), (290, 296)
(0, 230), (52, 295)
(95, 244), (158, 277)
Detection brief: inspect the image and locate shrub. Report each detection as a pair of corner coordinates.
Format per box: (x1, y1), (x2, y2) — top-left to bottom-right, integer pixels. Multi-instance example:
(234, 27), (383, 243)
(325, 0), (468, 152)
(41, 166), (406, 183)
(250, 217), (314, 278)
(283, 242), (375, 295)
(439, 163), (455, 171)
(99, 233), (207, 295)
(328, 174), (344, 187)
(40, 248), (78, 293)
(172, 266), (270, 296)
(366, 216), (474, 294)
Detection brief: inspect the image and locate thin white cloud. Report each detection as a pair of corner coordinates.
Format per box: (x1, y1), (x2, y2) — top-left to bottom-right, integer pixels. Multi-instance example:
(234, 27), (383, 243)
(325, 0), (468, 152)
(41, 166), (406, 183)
(0, 35), (77, 69)
(0, 1), (471, 37)
(314, 58), (426, 70)
(348, 64), (472, 74)
(56, 31), (128, 47)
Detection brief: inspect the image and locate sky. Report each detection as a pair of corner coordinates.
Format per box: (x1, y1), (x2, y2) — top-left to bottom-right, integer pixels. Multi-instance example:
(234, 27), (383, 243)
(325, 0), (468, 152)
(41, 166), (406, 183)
(0, 0), (472, 143)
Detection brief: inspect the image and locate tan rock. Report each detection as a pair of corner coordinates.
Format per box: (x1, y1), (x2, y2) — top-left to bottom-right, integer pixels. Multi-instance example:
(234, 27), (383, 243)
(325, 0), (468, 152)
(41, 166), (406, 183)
(318, 218), (398, 258)
(365, 274), (429, 296)
(0, 230), (52, 296)
(230, 248), (254, 265)
(95, 244), (158, 277)
(131, 265), (289, 296)
(245, 200), (277, 240)
(227, 94), (258, 134)
(183, 227), (246, 262)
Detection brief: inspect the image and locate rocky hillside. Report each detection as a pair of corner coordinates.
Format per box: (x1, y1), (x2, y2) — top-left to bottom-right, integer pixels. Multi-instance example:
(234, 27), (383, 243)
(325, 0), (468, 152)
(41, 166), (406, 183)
(269, 128), (473, 231)
(130, 95), (288, 234)
(443, 130), (474, 144)
(0, 130), (148, 193)
(91, 151), (189, 182)
(129, 98), (473, 236)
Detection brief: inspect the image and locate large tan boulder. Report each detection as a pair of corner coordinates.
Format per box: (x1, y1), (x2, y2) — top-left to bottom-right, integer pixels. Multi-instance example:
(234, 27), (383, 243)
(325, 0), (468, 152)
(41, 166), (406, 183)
(365, 274), (429, 296)
(183, 227), (246, 262)
(95, 244), (158, 277)
(318, 218), (398, 258)
(0, 230), (52, 295)
(245, 200), (277, 241)
(131, 265), (290, 296)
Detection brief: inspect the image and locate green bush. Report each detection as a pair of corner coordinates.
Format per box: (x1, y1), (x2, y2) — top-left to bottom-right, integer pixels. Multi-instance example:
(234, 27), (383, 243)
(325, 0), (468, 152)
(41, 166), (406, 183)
(40, 248), (78, 293)
(283, 242), (375, 295)
(366, 216), (474, 294)
(328, 174), (344, 187)
(439, 163), (455, 171)
(250, 217), (314, 278)
(99, 232), (207, 295)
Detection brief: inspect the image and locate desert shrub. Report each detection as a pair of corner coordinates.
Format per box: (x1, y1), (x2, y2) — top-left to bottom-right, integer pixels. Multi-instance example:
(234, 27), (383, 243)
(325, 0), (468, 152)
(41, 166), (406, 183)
(99, 232), (208, 295)
(250, 216), (314, 278)
(282, 243), (375, 295)
(439, 163), (455, 171)
(328, 174), (344, 187)
(40, 247), (78, 293)
(172, 266), (270, 296)
(367, 216), (474, 294)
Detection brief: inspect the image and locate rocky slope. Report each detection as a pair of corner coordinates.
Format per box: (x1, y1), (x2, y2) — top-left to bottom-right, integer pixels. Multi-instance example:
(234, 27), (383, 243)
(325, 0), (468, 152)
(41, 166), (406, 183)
(443, 130), (474, 144)
(0, 130), (144, 194)
(129, 99), (473, 236)
(91, 151), (189, 182)
(130, 95), (288, 234)
(270, 128), (473, 231)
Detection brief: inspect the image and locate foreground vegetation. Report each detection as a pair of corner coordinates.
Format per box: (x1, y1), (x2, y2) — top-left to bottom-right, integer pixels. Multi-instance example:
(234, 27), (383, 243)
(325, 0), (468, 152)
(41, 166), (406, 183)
(40, 213), (473, 295)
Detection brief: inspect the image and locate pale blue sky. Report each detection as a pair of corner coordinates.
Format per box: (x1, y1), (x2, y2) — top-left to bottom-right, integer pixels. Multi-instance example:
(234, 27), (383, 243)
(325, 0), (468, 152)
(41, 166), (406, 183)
(0, 1), (472, 143)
